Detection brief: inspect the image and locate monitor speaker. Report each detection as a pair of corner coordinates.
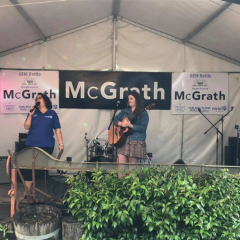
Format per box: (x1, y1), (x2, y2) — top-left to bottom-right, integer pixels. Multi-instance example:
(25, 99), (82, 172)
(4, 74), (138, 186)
(228, 137), (240, 147)
(19, 133), (28, 143)
(225, 146), (240, 166)
(15, 141), (27, 153)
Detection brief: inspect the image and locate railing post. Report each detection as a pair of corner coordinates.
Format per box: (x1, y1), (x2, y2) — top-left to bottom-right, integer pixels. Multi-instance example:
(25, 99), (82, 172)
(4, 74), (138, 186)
(10, 168), (17, 219)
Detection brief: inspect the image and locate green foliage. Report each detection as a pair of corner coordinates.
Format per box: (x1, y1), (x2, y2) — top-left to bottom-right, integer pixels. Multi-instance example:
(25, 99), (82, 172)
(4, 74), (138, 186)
(0, 224), (14, 240)
(64, 167), (240, 240)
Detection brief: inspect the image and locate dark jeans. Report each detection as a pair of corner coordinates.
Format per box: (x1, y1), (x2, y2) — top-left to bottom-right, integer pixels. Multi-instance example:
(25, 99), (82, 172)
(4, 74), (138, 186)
(22, 146), (54, 181)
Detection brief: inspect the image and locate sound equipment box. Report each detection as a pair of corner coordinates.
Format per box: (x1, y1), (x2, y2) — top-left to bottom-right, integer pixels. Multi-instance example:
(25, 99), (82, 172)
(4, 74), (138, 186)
(228, 137), (240, 148)
(15, 141), (27, 153)
(19, 133), (28, 143)
(225, 146), (240, 166)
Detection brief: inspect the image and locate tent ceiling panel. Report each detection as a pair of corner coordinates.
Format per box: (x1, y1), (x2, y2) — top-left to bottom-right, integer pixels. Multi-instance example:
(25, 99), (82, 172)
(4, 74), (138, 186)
(119, 0), (224, 39)
(0, 21), (113, 70)
(116, 21), (184, 72)
(0, 0), (240, 67)
(0, 0), (41, 52)
(228, 3), (240, 13)
(17, 0), (113, 37)
(190, 8), (240, 62)
(44, 21), (113, 70)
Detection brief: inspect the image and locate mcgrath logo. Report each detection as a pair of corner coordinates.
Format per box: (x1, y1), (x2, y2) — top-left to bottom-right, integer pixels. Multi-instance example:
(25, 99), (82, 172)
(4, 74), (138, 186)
(4, 104), (15, 112)
(174, 103), (185, 113)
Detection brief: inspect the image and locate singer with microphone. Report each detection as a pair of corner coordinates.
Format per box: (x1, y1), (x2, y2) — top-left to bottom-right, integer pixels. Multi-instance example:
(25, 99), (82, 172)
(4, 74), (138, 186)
(23, 93), (64, 191)
(114, 91), (149, 177)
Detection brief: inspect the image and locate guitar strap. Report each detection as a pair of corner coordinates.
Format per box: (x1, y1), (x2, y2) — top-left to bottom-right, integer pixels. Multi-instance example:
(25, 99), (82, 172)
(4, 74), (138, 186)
(130, 109), (145, 124)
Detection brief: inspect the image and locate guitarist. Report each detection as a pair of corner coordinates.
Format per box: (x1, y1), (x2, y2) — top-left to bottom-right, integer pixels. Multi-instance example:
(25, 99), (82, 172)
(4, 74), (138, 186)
(114, 91), (149, 170)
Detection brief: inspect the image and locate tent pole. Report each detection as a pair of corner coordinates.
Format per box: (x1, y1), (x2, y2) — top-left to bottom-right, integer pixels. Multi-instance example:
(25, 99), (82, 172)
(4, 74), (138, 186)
(112, 17), (117, 72)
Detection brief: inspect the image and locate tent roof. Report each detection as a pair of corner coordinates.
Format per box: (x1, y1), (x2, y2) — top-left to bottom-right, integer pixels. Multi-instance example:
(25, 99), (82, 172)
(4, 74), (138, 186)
(1, 0), (240, 66)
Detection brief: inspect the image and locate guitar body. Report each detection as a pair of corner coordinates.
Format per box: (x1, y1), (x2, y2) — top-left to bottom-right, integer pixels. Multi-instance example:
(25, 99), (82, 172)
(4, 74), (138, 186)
(108, 117), (132, 147)
(108, 103), (155, 147)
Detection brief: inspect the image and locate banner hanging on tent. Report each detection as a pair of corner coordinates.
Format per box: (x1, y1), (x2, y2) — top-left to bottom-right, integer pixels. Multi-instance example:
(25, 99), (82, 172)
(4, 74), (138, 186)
(59, 71), (172, 110)
(172, 73), (228, 115)
(0, 70), (59, 114)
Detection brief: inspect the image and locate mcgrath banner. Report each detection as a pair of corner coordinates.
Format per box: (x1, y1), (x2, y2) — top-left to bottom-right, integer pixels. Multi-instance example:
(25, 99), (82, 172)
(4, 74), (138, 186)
(172, 73), (228, 115)
(59, 71), (171, 109)
(0, 70), (59, 113)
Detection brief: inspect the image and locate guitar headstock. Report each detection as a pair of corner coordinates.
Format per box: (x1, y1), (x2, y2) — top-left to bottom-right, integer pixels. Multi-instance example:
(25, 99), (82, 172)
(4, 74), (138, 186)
(145, 103), (155, 110)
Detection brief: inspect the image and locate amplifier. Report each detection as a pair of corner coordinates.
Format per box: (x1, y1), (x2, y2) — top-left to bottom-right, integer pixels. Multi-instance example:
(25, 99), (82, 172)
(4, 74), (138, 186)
(228, 137), (240, 148)
(225, 146), (240, 166)
(0, 156), (10, 183)
(15, 141), (27, 153)
(19, 133), (28, 143)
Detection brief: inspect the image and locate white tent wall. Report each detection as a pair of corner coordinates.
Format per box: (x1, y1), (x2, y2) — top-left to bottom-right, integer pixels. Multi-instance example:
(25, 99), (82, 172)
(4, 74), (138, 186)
(183, 74), (240, 165)
(0, 20), (240, 165)
(185, 46), (240, 72)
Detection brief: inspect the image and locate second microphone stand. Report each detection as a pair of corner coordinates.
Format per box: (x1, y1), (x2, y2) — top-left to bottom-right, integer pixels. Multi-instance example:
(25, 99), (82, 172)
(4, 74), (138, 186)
(198, 106), (234, 165)
(107, 102), (119, 162)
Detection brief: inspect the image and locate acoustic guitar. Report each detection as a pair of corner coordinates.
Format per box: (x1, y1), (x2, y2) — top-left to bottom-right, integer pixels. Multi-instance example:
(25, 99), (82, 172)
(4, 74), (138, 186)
(108, 103), (155, 147)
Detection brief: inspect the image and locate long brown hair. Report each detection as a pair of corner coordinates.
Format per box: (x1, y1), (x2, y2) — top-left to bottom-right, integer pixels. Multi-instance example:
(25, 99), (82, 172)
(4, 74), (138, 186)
(37, 93), (52, 109)
(128, 91), (144, 116)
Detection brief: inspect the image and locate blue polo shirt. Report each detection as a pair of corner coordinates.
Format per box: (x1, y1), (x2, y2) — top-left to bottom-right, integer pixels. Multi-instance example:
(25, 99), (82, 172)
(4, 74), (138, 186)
(25, 109), (61, 147)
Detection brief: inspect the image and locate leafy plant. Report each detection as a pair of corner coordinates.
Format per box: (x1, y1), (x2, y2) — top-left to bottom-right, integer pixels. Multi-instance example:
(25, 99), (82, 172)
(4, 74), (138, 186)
(0, 224), (14, 240)
(64, 166), (240, 240)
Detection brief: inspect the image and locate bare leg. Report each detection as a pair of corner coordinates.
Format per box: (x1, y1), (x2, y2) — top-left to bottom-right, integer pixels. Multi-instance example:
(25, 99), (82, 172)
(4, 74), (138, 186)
(25, 181), (33, 201)
(25, 181), (32, 193)
(129, 157), (138, 164)
(118, 154), (127, 178)
(129, 157), (138, 174)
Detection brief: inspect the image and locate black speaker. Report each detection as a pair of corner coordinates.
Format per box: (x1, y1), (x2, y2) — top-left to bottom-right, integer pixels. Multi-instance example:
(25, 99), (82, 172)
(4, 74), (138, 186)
(19, 133), (28, 143)
(15, 141), (27, 153)
(225, 146), (240, 166)
(228, 137), (240, 147)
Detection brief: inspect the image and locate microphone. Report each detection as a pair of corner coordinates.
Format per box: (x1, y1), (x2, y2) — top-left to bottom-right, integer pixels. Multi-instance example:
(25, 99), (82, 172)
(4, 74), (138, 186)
(30, 102), (40, 112)
(198, 108), (201, 113)
(116, 101), (120, 107)
(231, 106), (234, 110)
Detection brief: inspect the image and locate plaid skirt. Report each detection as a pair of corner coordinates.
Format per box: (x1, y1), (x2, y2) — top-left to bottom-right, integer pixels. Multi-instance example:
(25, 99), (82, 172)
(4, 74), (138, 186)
(117, 137), (147, 159)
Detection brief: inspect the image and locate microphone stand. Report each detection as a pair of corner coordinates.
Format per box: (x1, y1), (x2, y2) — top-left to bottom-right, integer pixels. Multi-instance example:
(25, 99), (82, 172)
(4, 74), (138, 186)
(199, 106), (234, 165)
(108, 103), (119, 162)
(84, 132), (89, 162)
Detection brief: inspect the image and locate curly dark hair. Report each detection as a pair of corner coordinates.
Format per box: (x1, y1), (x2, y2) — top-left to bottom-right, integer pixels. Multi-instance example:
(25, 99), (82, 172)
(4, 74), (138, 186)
(128, 91), (144, 116)
(36, 93), (52, 109)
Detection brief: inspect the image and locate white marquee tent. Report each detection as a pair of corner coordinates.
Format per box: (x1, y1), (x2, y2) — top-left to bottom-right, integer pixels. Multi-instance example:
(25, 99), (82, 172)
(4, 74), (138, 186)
(1, 0), (240, 165)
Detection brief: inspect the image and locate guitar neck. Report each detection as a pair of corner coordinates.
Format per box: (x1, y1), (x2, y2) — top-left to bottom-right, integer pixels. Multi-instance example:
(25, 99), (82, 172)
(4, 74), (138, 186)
(129, 103), (154, 123)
